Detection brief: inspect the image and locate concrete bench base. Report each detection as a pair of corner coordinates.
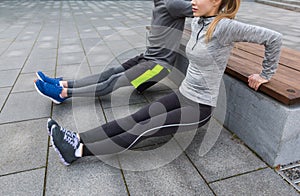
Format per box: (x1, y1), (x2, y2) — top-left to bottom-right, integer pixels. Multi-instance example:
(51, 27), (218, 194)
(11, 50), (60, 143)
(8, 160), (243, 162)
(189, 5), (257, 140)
(214, 75), (300, 166)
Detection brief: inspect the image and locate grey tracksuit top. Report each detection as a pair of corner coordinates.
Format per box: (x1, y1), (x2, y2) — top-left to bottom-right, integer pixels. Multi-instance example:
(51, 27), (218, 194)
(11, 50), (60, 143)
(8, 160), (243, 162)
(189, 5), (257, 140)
(144, 0), (193, 67)
(179, 17), (282, 107)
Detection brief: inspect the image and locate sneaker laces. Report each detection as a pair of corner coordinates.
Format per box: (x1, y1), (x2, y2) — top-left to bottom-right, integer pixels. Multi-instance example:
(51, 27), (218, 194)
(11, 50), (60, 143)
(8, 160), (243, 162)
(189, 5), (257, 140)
(61, 127), (79, 150)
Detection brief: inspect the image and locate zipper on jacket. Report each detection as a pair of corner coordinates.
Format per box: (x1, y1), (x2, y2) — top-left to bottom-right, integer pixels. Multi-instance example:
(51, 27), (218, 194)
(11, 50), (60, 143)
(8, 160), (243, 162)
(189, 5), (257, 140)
(192, 19), (205, 50)
(192, 19), (211, 50)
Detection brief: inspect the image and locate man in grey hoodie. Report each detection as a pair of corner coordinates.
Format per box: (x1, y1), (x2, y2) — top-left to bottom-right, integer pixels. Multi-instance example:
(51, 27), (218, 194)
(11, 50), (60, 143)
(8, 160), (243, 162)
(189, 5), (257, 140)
(34, 0), (193, 104)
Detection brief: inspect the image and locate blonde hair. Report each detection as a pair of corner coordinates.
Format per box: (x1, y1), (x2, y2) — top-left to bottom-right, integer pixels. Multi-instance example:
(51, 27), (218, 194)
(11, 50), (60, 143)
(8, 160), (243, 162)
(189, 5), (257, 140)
(206, 0), (241, 42)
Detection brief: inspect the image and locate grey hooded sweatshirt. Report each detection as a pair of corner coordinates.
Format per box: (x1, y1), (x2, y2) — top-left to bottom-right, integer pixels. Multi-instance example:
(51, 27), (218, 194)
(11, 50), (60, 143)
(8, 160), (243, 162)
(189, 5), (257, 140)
(179, 17), (282, 107)
(144, 0), (193, 67)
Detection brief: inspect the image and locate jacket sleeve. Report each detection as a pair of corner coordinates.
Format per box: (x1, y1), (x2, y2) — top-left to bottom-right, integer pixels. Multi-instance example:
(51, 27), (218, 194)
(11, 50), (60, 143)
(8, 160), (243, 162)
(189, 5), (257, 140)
(216, 19), (282, 80)
(165, 0), (193, 18)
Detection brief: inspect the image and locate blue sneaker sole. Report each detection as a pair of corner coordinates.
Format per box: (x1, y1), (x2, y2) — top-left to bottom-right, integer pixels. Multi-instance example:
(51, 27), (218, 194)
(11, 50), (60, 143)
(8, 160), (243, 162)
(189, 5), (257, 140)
(36, 72), (43, 82)
(34, 82), (62, 104)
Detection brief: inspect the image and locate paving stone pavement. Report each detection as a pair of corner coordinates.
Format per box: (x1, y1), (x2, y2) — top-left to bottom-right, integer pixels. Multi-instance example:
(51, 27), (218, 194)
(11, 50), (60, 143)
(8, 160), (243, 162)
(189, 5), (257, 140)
(0, 0), (299, 195)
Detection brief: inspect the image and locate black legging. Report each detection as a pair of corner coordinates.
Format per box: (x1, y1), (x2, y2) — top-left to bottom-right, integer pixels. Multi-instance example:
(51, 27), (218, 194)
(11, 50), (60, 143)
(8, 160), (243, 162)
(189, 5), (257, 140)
(79, 91), (212, 156)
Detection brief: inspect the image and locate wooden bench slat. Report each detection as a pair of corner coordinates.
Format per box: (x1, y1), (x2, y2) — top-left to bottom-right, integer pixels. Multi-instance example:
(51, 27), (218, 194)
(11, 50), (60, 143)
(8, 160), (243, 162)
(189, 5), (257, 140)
(230, 48), (300, 89)
(227, 55), (300, 105)
(234, 42), (300, 72)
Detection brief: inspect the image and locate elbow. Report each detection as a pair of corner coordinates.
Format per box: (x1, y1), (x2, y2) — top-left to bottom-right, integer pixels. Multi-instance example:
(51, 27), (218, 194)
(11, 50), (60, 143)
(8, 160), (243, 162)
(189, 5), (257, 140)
(272, 32), (283, 48)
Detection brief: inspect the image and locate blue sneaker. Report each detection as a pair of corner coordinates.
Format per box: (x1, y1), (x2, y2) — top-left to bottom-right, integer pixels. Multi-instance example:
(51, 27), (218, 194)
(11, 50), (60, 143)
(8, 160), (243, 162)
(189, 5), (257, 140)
(50, 124), (80, 166)
(34, 79), (67, 104)
(36, 71), (63, 86)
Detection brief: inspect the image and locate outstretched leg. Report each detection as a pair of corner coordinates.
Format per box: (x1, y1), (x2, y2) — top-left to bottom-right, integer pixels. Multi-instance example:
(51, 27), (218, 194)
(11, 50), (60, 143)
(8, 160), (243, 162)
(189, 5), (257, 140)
(49, 91), (212, 164)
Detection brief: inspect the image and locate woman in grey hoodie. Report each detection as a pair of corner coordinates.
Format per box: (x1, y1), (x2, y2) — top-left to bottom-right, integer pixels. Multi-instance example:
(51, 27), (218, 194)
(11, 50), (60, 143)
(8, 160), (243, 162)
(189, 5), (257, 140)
(48, 0), (282, 166)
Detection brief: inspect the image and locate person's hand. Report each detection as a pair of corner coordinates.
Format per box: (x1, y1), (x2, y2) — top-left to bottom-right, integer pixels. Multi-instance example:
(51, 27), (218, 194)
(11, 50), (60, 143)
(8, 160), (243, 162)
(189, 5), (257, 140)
(248, 74), (269, 91)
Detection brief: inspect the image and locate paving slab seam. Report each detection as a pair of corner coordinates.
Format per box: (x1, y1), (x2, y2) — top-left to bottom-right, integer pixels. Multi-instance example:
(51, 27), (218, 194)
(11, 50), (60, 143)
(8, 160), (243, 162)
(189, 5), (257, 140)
(172, 131), (218, 195)
(181, 150), (218, 196)
(9, 89), (37, 94)
(97, 96), (110, 123)
(0, 4), (38, 57)
(117, 156), (131, 196)
(68, 1), (94, 75)
(42, 136), (51, 196)
(52, 1), (62, 81)
(44, 4), (62, 194)
(0, 116), (50, 126)
(0, 166), (45, 178)
(0, 21), (44, 113)
(208, 167), (269, 184)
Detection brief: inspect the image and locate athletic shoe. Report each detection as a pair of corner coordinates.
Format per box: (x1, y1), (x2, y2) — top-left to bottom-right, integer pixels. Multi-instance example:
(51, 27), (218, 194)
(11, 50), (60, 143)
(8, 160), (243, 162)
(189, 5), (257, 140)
(47, 118), (58, 135)
(36, 71), (63, 86)
(50, 124), (80, 166)
(34, 79), (66, 104)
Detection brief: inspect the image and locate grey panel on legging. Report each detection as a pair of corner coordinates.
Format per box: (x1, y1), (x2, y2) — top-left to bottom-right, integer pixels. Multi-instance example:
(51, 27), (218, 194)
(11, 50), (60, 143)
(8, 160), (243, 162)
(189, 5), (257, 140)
(67, 72), (131, 97)
(67, 65), (125, 88)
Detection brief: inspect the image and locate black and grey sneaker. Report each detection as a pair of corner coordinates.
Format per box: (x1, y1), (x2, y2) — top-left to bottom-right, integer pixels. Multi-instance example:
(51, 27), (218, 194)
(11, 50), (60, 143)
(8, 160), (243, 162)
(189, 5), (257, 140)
(50, 124), (80, 166)
(47, 118), (58, 135)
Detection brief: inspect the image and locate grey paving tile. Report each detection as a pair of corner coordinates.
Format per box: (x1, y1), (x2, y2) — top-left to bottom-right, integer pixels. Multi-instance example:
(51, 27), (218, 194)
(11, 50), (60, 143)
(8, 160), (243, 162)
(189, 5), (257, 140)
(37, 35), (57, 42)
(0, 168), (45, 196)
(115, 48), (140, 61)
(0, 46), (7, 55)
(184, 128), (267, 183)
(58, 44), (84, 54)
(57, 52), (86, 66)
(22, 56), (56, 73)
(105, 40), (133, 57)
(35, 41), (57, 49)
(0, 56), (26, 71)
(0, 69), (19, 87)
(0, 119), (48, 175)
(89, 62), (120, 74)
(84, 42), (110, 55)
(46, 149), (127, 195)
(87, 52), (116, 67)
(56, 62), (91, 80)
(2, 49), (29, 59)
(52, 98), (106, 133)
(98, 29), (118, 38)
(210, 168), (299, 195)
(101, 87), (148, 109)
(8, 41), (35, 50)
(0, 91), (51, 124)
(79, 32), (100, 39)
(30, 48), (57, 60)
(121, 153), (214, 195)
(12, 72), (38, 93)
(59, 38), (81, 45)
(81, 37), (103, 52)
(15, 33), (38, 42)
(0, 87), (10, 110)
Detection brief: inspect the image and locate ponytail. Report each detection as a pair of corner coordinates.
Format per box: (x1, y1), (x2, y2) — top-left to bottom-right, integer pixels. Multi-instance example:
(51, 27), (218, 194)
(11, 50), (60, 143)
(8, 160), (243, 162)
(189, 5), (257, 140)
(205, 0), (240, 42)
